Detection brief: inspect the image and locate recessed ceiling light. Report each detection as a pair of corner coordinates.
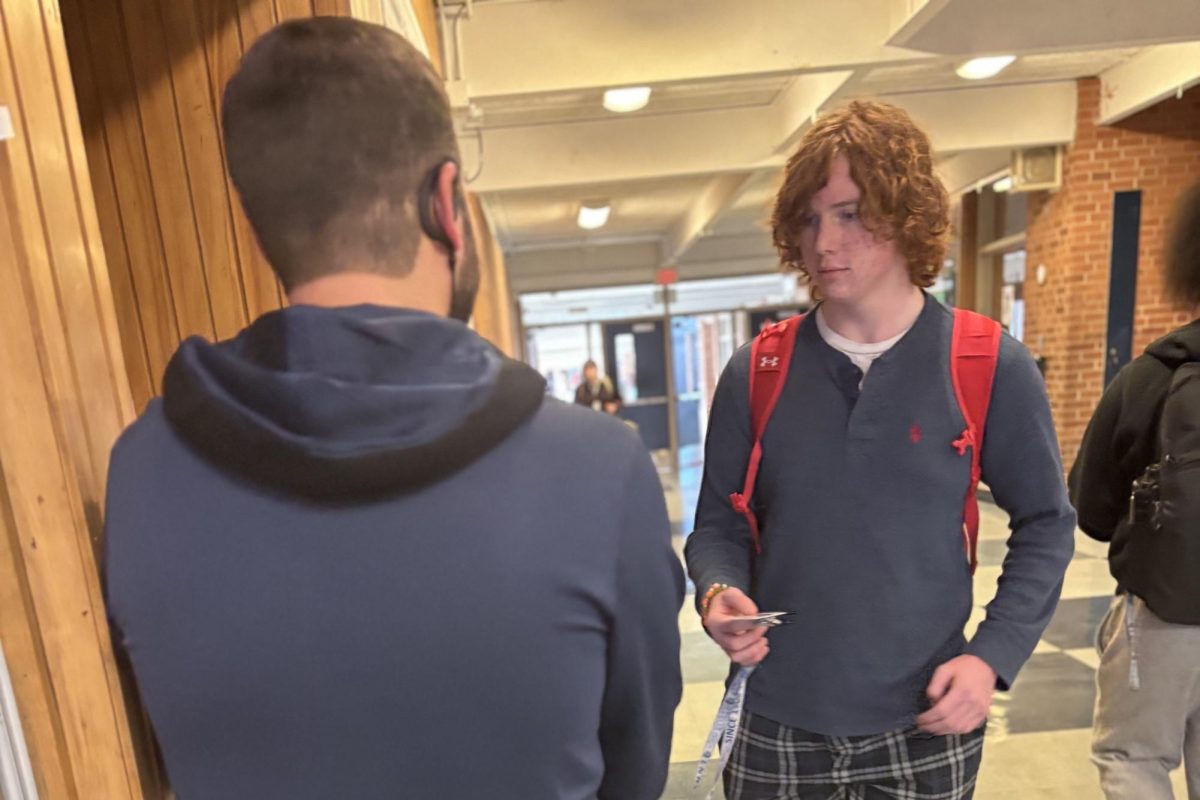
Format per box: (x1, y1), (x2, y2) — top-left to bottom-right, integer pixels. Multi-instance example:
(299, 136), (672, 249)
(603, 86), (652, 113)
(992, 175), (1014, 193)
(956, 55), (1016, 81)
(578, 201), (611, 230)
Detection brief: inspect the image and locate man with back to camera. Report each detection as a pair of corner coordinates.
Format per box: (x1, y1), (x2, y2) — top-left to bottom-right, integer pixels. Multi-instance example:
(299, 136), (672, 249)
(102, 18), (682, 799)
(685, 100), (1076, 799)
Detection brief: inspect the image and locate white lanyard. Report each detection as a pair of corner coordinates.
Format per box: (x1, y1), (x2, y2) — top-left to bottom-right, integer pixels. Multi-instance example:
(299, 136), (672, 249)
(693, 665), (755, 799)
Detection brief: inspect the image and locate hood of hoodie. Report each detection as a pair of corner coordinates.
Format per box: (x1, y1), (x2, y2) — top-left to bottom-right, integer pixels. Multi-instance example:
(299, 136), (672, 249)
(162, 305), (546, 502)
(1145, 318), (1200, 369)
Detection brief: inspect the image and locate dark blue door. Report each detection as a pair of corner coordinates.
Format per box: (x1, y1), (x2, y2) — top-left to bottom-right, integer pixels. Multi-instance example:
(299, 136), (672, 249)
(603, 319), (669, 450)
(1105, 191), (1141, 386)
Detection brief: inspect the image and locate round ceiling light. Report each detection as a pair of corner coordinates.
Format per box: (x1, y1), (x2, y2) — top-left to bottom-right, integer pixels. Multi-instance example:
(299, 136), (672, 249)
(956, 55), (1016, 81)
(603, 86), (652, 113)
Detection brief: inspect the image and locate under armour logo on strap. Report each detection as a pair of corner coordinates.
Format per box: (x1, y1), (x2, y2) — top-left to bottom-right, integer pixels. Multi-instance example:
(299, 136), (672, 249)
(759, 355), (780, 368)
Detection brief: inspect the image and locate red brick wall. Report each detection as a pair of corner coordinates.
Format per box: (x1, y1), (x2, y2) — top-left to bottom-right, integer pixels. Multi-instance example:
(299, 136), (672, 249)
(1024, 79), (1200, 466)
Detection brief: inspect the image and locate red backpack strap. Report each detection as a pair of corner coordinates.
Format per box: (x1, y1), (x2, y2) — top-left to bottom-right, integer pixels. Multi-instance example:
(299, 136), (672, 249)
(949, 308), (1002, 574)
(729, 316), (804, 555)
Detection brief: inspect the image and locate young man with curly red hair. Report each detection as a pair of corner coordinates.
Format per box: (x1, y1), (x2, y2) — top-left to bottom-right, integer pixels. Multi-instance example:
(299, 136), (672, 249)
(685, 100), (1076, 798)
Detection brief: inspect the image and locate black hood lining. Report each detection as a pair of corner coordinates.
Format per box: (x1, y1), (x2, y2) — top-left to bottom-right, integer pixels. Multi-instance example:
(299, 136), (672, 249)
(1146, 318), (1200, 368)
(163, 356), (546, 504)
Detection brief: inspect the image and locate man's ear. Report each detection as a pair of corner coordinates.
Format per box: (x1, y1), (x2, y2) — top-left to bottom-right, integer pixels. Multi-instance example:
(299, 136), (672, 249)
(433, 160), (464, 257)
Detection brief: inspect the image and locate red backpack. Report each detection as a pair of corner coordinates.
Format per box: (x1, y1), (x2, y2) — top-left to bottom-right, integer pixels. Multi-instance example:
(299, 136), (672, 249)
(728, 309), (1002, 573)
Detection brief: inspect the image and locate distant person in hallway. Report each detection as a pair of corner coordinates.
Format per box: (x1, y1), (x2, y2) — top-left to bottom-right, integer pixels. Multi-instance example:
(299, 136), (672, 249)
(1070, 180), (1200, 800)
(102, 18), (681, 800)
(685, 100), (1075, 800)
(574, 359), (623, 413)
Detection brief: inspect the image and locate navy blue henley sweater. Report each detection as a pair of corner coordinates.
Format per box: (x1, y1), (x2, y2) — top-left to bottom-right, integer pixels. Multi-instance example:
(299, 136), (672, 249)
(685, 296), (1075, 736)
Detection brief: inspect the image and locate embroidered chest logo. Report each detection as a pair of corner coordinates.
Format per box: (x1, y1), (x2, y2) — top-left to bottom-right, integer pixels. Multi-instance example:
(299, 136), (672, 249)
(759, 355), (780, 368)
(909, 423), (923, 444)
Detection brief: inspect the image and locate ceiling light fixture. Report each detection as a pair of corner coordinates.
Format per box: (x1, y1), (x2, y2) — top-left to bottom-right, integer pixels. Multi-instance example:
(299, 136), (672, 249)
(578, 201), (611, 230)
(603, 86), (652, 113)
(956, 55), (1016, 81)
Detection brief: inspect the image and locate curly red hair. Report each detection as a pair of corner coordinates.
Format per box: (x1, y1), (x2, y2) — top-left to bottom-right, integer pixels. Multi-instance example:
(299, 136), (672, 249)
(771, 100), (950, 288)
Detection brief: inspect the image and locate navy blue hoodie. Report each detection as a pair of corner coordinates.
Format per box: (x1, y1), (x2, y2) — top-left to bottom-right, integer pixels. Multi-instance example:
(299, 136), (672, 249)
(104, 305), (683, 800)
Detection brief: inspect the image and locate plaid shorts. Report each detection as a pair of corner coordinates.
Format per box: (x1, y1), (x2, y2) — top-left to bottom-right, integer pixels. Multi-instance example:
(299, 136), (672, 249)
(724, 711), (985, 800)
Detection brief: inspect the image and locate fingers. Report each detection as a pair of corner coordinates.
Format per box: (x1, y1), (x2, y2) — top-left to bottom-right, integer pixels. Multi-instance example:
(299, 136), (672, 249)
(704, 589), (765, 639)
(712, 587), (759, 616)
(728, 632), (770, 666)
(711, 625), (767, 660)
(917, 655), (995, 734)
(916, 708), (986, 735)
(707, 614), (769, 663)
(915, 686), (988, 735)
(926, 663), (952, 703)
(710, 616), (769, 639)
(703, 588), (770, 665)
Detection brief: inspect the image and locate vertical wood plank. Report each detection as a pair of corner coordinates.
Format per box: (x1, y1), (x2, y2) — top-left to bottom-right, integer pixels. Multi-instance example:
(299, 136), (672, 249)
(59, 0), (154, 412)
(465, 194), (515, 355)
(39, 0), (137, 418)
(0, 4), (141, 790)
(240, 0), (281, 46)
(348, 0), (384, 24)
(38, 0), (138, 438)
(118, 0), (217, 342)
(0, 163), (76, 800)
(275, 0), (316, 21)
(25, 48), (144, 795)
(312, 0), (349, 16)
(159, 0), (249, 340)
(68, 0), (183, 396)
(1, 2), (104, 509)
(208, 0), (286, 319)
(0, 176), (135, 796)
(410, 0), (441, 75)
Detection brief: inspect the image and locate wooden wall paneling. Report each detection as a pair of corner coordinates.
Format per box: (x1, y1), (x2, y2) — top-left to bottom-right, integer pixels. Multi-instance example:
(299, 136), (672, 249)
(275, 0), (317, 21)
(206, 0), (251, 107)
(117, 0), (216, 343)
(0, 3), (142, 793)
(465, 193), (515, 355)
(411, 0), (441, 74)
(349, 0), (385, 25)
(219, 0), (288, 318)
(313, 0), (351, 16)
(159, 0), (249, 341)
(1, 3), (108, 513)
(66, 0), (183, 407)
(0, 163), (75, 800)
(0, 200), (137, 797)
(59, 0), (155, 412)
(237, 0), (282, 51)
(39, 0), (139, 448)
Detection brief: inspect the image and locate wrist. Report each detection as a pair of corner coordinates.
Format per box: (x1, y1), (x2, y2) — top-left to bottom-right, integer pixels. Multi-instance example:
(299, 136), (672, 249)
(963, 653), (997, 678)
(700, 583), (731, 620)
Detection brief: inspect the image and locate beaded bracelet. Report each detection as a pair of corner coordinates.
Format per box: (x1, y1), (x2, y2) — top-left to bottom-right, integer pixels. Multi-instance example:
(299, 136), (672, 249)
(700, 583), (731, 619)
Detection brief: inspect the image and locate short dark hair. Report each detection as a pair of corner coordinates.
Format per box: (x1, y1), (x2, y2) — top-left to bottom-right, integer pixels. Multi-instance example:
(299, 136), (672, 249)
(1165, 182), (1200, 308)
(222, 18), (458, 291)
